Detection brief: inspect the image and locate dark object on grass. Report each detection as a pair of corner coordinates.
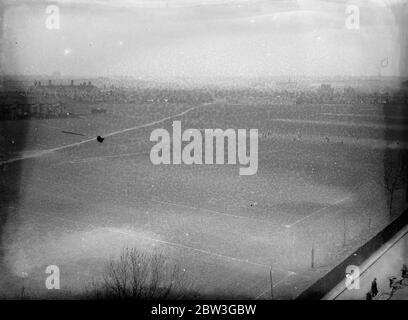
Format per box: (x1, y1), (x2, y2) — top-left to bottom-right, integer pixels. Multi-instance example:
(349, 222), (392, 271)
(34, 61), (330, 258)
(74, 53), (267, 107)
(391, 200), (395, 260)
(97, 136), (104, 143)
(91, 107), (107, 114)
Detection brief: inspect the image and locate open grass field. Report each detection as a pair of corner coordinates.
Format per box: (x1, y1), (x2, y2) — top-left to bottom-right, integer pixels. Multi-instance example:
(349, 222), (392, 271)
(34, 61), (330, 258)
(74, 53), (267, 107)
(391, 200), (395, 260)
(1, 99), (407, 299)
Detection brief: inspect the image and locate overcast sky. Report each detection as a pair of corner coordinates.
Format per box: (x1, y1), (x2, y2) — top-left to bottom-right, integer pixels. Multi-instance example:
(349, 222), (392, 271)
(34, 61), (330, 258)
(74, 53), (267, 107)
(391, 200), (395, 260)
(2, 0), (407, 79)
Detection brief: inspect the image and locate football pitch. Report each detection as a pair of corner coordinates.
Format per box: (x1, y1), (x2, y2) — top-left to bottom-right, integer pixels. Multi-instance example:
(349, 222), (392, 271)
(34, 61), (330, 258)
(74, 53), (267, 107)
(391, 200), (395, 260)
(1, 101), (406, 298)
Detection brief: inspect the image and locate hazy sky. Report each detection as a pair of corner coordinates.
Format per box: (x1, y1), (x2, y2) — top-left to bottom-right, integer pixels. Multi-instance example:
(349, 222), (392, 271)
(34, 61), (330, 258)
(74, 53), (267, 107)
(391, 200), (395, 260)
(2, 0), (407, 79)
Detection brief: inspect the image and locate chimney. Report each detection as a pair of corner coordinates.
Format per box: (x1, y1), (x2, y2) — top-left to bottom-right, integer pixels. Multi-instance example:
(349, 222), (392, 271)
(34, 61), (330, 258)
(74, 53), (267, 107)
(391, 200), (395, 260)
(48, 80), (52, 86)
(71, 80), (74, 86)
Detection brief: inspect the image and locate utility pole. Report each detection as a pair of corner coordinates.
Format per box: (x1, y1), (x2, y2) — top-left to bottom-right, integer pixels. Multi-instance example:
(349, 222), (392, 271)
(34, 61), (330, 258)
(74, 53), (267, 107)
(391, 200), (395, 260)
(343, 215), (347, 247)
(270, 267), (274, 300)
(368, 215), (371, 232)
(286, 227), (296, 265)
(311, 246), (315, 269)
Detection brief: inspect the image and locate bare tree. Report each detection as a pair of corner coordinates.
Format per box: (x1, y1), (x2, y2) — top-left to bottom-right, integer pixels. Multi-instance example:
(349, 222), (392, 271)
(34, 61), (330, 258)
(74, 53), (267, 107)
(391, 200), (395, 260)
(88, 247), (195, 300)
(383, 150), (408, 215)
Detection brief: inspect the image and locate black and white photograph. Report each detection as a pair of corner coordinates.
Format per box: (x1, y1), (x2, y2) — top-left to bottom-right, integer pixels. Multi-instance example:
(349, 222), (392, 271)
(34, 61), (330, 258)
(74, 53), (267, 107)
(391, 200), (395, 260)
(1, 0), (408, 310)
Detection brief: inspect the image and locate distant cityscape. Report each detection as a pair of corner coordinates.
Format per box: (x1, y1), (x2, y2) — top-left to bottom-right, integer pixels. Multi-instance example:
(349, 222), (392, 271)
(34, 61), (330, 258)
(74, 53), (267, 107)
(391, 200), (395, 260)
(1, 75), (408, 121)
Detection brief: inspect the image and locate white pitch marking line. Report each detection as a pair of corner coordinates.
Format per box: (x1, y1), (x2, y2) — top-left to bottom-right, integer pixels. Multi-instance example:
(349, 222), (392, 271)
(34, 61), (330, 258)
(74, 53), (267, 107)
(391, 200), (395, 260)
(133, 233), (272, 268)
(283, 195), (351, 229)
(110, 230), (292, 278)
(58, 151), (149, 165)
(0, 103), (213, 165)
(283, 180), (369, 229)
(151, 199), (263, 222)
(270, 118), (407, 131)
(31, 208), (279, 270)
(322, 112), (408, 121)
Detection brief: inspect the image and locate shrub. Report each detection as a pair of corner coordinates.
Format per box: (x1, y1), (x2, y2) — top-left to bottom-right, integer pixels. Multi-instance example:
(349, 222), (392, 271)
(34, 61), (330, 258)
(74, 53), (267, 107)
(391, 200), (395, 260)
(88, 247), (194, 299)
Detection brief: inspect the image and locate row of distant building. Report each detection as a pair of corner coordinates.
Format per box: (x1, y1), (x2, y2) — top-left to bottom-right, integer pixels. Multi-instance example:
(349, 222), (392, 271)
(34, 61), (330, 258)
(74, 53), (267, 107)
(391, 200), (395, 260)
(1, 80), (69, 120)
(296, 83), (408, 105)
(0, 80), (103, 120)
(1, 79), (408, 121)
(31, 79), (100, 95)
